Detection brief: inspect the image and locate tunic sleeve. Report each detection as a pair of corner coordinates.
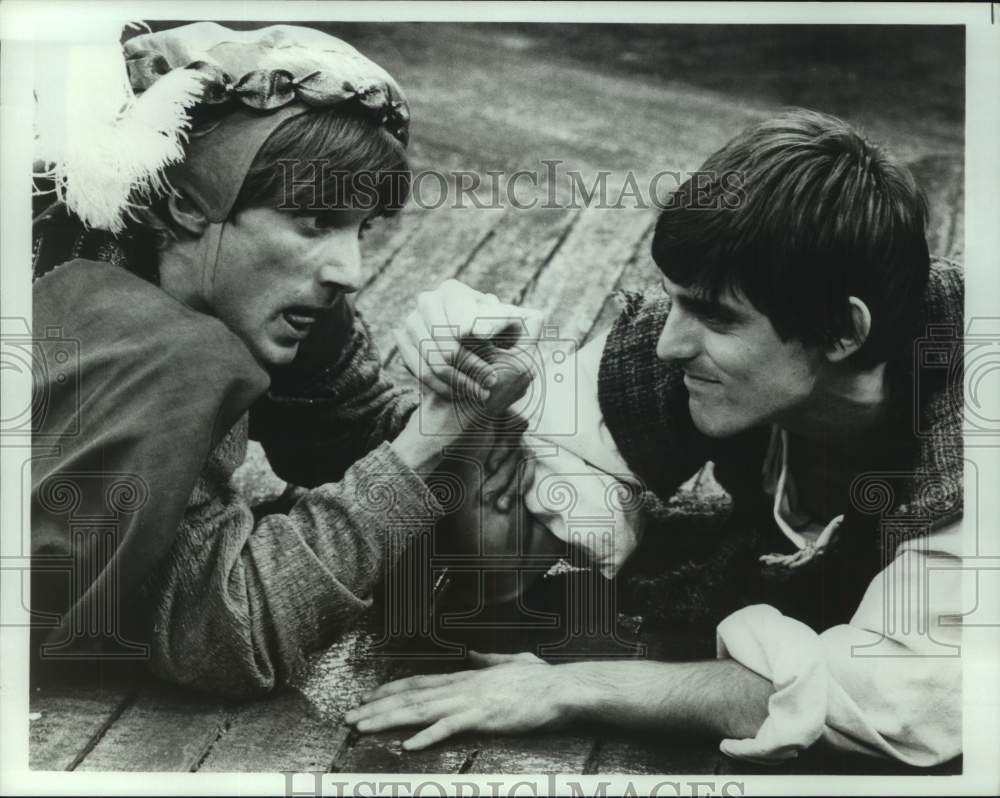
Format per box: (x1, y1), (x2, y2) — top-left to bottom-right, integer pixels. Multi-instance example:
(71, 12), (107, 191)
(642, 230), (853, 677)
(142, 424), (445, 697)
(30, 259), (269, 661)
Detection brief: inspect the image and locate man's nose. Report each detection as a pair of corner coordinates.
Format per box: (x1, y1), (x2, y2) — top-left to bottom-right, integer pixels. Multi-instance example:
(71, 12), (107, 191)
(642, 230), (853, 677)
(655, 306), (700, 362)
(318, 232), (363, 294)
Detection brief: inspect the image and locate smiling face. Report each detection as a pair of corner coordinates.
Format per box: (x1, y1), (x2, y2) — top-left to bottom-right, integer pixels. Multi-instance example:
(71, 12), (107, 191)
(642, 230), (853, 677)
(656, 276), (827, 438)
(203, 207), (371, 367)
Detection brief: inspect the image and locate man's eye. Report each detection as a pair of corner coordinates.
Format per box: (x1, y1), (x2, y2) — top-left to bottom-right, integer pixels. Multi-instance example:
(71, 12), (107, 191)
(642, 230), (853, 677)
(701, 314), (733, 331)
(307, 215), (374, 236)
(311, 213), (339, 229)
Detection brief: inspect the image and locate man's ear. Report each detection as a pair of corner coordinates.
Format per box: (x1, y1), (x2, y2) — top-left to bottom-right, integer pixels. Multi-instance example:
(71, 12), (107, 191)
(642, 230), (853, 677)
(165, 191), (210, 237)
(826, 296), (872, 363)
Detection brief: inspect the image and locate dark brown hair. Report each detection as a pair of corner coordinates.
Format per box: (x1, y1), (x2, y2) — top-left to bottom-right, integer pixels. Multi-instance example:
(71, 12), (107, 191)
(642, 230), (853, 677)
(234, 104), (410, 217)
(652, 109), (930, 368)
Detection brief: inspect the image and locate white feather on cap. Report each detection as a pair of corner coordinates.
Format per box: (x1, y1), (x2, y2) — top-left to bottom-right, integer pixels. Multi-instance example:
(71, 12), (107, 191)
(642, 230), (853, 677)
(33, 20), (205, 233)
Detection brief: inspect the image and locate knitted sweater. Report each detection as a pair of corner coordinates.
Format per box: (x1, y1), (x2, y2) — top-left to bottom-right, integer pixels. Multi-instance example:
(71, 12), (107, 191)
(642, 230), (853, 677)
(141, 297), (442, 697)
(32, 257), (444, 697)
(597, 258), (964, 635)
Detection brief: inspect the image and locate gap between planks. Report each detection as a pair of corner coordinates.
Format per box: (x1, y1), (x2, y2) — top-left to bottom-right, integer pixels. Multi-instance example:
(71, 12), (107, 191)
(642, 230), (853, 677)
(65, 685), (140, 771)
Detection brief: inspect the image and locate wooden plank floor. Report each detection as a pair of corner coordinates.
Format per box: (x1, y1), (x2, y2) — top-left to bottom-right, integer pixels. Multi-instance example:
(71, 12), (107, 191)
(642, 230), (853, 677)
(29, 22), (964, 775)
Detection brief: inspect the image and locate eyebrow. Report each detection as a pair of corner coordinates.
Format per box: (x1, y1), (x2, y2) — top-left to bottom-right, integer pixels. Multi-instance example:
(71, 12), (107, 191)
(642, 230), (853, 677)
(661, 278), (744, 323)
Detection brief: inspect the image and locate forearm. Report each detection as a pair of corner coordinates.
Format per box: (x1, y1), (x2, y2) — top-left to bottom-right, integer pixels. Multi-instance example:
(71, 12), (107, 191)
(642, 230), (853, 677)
(388, 405), (449, 474)
(390, 390), (495, 474)
(145, 441), (443, 698)
(561, 658), (773, 740)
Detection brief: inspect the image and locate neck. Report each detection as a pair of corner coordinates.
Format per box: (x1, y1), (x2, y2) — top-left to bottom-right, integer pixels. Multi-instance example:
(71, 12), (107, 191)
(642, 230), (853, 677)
(780, 360), (889, 449)
(157, 245), (210, 313)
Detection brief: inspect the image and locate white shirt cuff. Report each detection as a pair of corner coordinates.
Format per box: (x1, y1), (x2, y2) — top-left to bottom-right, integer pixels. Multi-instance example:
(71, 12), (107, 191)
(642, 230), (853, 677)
(716, 604), (828, 764)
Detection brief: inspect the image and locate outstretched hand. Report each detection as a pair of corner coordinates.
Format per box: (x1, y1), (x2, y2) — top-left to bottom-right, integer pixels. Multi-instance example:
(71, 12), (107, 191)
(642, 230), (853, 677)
(344, 651), (569, 750)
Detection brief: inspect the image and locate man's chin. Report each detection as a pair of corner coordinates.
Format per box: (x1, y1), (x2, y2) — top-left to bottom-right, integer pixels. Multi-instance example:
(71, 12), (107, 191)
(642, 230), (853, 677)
(689, 400), (745, 439)
(251, 337), (300, 369)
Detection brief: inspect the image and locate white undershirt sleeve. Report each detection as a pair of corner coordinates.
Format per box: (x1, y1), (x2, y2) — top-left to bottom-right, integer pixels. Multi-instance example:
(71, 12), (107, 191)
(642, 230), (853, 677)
(716, 521), (965, 767)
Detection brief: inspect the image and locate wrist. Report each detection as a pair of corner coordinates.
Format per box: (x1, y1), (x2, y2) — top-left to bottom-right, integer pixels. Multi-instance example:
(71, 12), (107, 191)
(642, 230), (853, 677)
(554, 662), (611, 724)
(390, 415), (443, 474)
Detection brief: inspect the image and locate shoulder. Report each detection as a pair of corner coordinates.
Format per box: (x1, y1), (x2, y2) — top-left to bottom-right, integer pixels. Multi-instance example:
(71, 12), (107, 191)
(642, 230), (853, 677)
(914, 257), (963, 430)
(596, 291), (712, 497)
(35, 258), (266, 380)
(599, 291), (670, 360)
(597, 291), (676, 421)
(34, 259), (269, 444)
(597, 291), (672, 388)
(887, 256), (964, 531)
(922, 256), (964, 327)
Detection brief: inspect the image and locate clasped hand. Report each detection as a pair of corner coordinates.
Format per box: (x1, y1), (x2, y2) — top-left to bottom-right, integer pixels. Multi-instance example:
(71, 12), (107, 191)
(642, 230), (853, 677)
(394, 278), (546, 406)
(394, 279), (547, 512)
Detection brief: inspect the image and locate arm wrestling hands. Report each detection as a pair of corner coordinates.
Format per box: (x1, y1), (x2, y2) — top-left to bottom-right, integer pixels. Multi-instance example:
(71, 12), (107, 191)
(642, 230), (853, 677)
(369, 279), (774, 750)
(392, 278), (545, 403)
(390, 279), (545, 510)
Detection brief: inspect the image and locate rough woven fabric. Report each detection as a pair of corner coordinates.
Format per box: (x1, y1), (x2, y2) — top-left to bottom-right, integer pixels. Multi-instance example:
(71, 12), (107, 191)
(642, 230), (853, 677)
(31, 229), (441, 695)
(599, 258), (964, 635)
(32, 202), (159, 284)
(31, 258), (269, 666)
(138, 296), (440, 697)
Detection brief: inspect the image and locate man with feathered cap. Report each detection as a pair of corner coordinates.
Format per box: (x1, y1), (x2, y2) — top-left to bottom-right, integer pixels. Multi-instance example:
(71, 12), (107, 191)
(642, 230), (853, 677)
(30, 21), (530, 696)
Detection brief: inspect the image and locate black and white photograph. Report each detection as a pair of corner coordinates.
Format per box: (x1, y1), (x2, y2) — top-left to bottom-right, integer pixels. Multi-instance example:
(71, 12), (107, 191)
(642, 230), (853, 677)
(1, 1), (998, 795)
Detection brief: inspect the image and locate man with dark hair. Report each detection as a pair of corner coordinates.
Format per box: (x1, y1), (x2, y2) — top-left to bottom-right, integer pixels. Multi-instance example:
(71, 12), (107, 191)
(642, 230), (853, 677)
(655, 110), (930, 373)
(352, 110), (964, 767)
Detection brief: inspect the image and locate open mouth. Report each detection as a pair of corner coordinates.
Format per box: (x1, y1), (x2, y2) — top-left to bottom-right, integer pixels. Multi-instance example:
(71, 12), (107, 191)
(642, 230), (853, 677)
(281, 307), (321, 335)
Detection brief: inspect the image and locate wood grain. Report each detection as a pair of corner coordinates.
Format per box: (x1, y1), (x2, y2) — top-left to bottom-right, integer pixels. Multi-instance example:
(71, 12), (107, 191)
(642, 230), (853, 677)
(907, 154), (964, 262)
(456, 205), (581, 304)
(196, 688), (344, 773)
(465, 732), (595, 775)
(75, 682), (226, 772)
(361, 204), (431, 291)
(594, 734), (724, 776)
(356, 203), (506, 359)
(584, 221), (660, 346)
(522, 205), (656, 346)
(29, 682), (136, 771)
(35, 21), (965, 777)
(333, 730), (475, 774)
